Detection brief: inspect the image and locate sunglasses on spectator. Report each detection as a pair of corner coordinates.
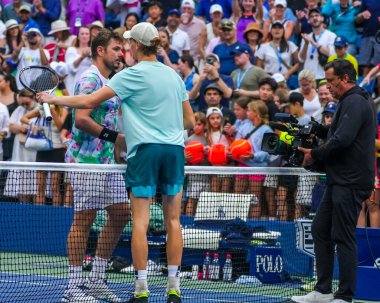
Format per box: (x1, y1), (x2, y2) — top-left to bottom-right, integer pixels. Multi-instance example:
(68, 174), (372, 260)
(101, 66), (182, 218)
(220, 28), (232, 32)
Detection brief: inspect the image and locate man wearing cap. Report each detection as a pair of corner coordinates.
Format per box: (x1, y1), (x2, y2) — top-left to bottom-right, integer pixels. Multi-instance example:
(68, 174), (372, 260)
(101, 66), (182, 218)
(2, 0), (31, 23)
(179, 0), (205, 63)
(199, 4), (223, 60)
(230, 43), (266, 103)
(166, 8), (190, 56)
(12, 27), (50, 90)
(327, 37), (358, 78)
(197, 0), (232, 22)
(17, 4), (39, 32)
(146, 1), (167, 28)
(188, 53), (233, 111)
(321, 102), (337, 126)
(213, 18), (252, 75)
(203, 82), (236, 126)
(37, 22), (195, 303)
(31, 0), (61, 36)
(299, 8), (336, 81)
(89, 20), (104, 40)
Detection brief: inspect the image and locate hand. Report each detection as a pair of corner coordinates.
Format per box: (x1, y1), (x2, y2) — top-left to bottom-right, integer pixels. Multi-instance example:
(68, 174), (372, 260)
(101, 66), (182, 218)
(204, 64), (219, 78)
(296, 10), (306, 20)
(362, 76), (371, 86)
(20, 124), (29, 134)
(57, 41), (67, 49)
(233, 89), (249, 97)
(33, 0), (43, 10)
(301, 33), (312, 44)
(352, 1), (361, 7)
(115, 133), (127, 152)
(223, 123), (235, 136)
(81, 47), (91, 58)
(239, 154), (253, 161)
(36, 92), (56, 104)
(298, 147), (314, 167)
(184, 151), (192, 161)
(0, 131), (6, 139)
(199, 69), (208, 81)
(361, 10), (371, 20)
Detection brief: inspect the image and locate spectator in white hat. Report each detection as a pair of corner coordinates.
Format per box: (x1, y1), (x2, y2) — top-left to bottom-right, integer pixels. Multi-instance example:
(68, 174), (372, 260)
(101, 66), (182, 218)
(12, 27), (50, 90)
(179, 0), (205, 63)
(196, 0), (232, 22)
(199, 4), (223, 61)
(47, 20), (76, 52)
(4, 19), (21, 56)
(89, 20), (104, 40)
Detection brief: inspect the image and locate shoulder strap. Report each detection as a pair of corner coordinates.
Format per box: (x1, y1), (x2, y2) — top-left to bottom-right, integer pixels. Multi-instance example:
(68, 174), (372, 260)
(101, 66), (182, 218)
(244, 123), (263, 140)
(269, 42), (293, 71)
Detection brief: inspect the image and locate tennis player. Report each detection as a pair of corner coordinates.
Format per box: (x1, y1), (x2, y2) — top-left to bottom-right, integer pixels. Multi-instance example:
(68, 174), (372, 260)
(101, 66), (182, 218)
(61, 30), (130, 303)
(37, 22), (194, 303)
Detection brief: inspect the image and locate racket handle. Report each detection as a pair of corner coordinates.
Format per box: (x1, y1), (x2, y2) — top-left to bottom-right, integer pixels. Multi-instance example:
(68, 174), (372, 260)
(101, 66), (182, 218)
(43, 103), (52, 121)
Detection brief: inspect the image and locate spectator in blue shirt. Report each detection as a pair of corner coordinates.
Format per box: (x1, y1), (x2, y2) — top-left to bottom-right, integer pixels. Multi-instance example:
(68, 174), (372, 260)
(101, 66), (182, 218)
(2, 0), (32, 22)
(18, 4), (39, 32)
(32, 0), (61, 36)
(197, 0), (232, 22)
(212, 19), (252, 75)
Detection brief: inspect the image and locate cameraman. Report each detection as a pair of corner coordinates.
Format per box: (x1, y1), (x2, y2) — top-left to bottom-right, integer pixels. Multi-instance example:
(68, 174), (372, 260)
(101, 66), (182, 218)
(293, 59), (376, 303)
(13, 28), (50, 90)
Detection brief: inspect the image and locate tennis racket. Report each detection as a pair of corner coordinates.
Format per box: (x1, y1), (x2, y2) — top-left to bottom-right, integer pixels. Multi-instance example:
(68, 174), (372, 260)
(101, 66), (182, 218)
(19, 65), (60, 121)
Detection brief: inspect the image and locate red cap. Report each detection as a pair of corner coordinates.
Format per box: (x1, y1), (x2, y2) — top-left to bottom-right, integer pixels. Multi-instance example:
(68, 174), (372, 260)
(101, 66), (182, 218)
(214, 253), (219, 258)
(226, 254), (231, 258)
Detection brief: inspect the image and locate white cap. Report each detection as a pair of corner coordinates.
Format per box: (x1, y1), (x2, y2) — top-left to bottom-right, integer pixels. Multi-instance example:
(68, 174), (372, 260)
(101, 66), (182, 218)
(181, 0), (195, 9)
(19, 4), (32, 13)
(5, 19), (18, 31)
(50, 61), (69, 77)
(48, 20), (70, 35)
(271, 73), (286, 83)
(206, 107), (223, 118)
(274, 0), (287, 7)
(123, 22), (159, 46)
(210, 4), (223, 14)
(26, 27), (42, 36)
(89, 20), (104, 29)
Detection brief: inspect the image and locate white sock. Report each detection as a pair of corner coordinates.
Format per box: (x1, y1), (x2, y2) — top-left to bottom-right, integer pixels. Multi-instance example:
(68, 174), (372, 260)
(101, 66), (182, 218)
(167, 265), (180, 294)
(134, 270), (148, 296)
(88, 256), (108, 281)
(68, 265), (83, 288)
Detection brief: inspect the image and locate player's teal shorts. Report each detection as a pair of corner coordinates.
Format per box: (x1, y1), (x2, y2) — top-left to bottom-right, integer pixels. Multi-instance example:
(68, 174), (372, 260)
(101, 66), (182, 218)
(125, 143), (185, 198)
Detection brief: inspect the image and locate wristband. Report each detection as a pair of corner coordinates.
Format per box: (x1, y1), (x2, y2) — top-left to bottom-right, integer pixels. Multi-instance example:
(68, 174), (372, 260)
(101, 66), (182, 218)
(99, 127), (118, 143)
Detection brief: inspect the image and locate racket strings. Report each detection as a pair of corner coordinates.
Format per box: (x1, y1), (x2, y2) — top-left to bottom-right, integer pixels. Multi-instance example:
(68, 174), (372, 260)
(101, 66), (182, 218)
(20, 68), (59, 93)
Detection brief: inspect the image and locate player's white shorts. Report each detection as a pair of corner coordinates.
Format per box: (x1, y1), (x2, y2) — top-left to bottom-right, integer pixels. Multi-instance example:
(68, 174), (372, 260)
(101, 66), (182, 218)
(70, 172), (128, 212)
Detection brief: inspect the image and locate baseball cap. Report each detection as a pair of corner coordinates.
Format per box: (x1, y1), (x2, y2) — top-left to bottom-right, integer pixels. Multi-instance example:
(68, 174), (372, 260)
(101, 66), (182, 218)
(89, 20), (104, 29)
(271, 73), (286, 83)
(19, 4), (31, 13)
(309, 7), (322, 16)
(334, 36), (348, 47)
(210, 4), (223, 14)
(206, 107), (223, 118)
(204, 83), (223, 95)
(271, 20), (284, 28)
(26, 27), (42, 36)
(50, 61), (69, 77)
(274, 0), (287, 7)
(181, 0), (195, 9)
(230, 43), (251, 56)
(168, 8), (182, 16)
(123, 22), (159, 46)
(322, 103), (337, 115)
(220, 19), (235, 30)
(206, 53), (220, 62)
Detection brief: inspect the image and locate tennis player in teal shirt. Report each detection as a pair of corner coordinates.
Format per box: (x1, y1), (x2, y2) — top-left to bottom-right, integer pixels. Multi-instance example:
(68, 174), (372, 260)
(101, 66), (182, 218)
(37, 22), (195, 303)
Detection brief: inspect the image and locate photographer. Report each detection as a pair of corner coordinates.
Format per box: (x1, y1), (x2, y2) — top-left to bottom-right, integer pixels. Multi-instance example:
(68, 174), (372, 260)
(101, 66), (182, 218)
(13, 27), (50, 90)
(292, 59), (376, 303)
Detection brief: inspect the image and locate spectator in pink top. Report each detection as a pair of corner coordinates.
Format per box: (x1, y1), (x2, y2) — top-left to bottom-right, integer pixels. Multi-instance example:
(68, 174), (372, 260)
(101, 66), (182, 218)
(65, 0), (105, 35)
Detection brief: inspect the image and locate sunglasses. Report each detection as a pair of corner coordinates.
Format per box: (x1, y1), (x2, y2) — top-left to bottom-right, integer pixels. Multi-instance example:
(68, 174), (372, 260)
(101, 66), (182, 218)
(220, 28), (232, 32)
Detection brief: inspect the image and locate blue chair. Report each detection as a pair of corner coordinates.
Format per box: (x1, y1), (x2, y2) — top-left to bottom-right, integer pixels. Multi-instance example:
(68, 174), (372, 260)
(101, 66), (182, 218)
(357, 76), (376, 95)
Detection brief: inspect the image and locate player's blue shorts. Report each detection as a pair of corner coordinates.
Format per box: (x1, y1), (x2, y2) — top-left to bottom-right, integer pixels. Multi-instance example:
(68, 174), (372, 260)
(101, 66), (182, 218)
(125, 143), (185, 198)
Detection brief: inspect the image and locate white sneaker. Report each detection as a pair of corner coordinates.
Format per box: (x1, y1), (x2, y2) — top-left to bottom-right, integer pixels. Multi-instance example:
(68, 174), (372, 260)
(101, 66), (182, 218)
(291, 290), (334, 303)
(61, 285), (99, 303)
(84, 278), (122, 303)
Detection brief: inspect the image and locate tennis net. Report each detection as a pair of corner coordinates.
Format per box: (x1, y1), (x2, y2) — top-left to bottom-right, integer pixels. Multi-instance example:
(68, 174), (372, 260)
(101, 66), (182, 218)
(0, 162), (327, 303)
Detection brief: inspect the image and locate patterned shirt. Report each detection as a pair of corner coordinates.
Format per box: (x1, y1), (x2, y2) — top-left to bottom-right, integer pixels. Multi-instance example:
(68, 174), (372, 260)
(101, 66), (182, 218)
(65, 65), (120, 164)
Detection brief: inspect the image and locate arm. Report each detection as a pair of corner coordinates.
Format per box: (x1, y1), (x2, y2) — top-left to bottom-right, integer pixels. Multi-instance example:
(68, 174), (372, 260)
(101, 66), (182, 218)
(206, 64), (233, 98)
(284, 21), (295, 41)
(285, 49), (301, 79)
(232, 0), (241, 23)
(20, 108), (40, 125)
(364, 65), (380, 84)
(74, 108), (104, 137)
(39, 48), (49, 66)
(51, 106), (68, 130)
(36, 86), (116, 109)
(183, 100), (195, 130)
(298, 37), (308, 63)
(34, 0), (61, 21)
(188, 71), (206, 100)
(255, 57), (264, 69)
(198, 27), (207, 60)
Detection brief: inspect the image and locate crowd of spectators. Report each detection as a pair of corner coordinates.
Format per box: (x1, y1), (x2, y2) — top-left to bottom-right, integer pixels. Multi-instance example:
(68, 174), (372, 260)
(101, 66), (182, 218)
(0, 0), (379, 224)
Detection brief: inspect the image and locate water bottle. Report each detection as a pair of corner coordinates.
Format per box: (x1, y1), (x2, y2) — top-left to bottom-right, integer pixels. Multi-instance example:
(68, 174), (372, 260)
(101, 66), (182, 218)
(203, 252), (211, 280)
(211, 253), (220, 281)
(223, 254), (232, 281)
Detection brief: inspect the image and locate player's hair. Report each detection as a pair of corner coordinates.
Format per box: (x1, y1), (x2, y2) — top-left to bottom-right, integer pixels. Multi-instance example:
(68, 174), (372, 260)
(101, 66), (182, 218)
(91, 29), (123, 60)
(136, 36), (161, 56)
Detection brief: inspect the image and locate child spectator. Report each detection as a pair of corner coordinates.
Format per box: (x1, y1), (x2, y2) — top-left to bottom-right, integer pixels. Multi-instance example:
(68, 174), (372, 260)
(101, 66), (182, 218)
(258, 77), (280, 121)
(184, 112), (209, 216)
